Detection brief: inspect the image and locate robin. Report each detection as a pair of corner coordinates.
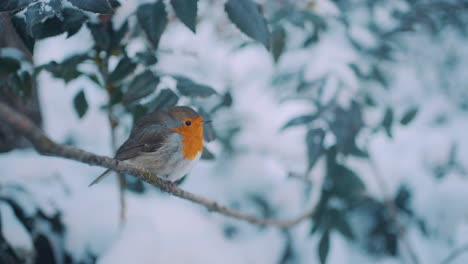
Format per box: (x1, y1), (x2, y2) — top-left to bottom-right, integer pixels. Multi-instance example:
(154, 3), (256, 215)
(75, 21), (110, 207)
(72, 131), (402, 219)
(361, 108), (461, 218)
(89, 106), (209, 186)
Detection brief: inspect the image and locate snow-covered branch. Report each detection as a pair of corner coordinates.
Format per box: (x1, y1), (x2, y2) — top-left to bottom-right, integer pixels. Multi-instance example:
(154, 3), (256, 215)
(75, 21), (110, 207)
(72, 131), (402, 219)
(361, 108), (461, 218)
(0, 101), (315, 228)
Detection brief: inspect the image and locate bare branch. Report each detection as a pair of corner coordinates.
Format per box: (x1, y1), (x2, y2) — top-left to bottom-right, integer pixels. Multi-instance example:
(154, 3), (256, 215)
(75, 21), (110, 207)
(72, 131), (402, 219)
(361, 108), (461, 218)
(0, 101), (315, 228)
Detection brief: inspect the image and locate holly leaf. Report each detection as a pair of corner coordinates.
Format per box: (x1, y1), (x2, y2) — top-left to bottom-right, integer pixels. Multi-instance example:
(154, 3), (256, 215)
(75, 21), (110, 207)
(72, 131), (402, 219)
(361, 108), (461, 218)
(306, 128), (325, 171)
(146, 88), (179, 111)
(137, 1), (168, 49)
(170, 0), (198, 33)
(108, 56), (137, 84)
(174, 76), (217, 97)
(201, 147), (215, 160)
(73, 90), (88, 118)
(123, 71), (160, 104)
(87, 22), (111, 51)
(68, 0), (113, 14)
(225, 0), (270, 49)
(382, 107), (393, 138)
(318, 231), (330, 264)
(271, 25), (286, 62)
(400, 107), (418, 125)
(281, 114), (316, 130)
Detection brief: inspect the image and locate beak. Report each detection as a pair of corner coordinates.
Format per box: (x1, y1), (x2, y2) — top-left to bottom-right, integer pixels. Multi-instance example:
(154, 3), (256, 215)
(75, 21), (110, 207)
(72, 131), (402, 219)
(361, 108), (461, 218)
(202, 120), (212, 124)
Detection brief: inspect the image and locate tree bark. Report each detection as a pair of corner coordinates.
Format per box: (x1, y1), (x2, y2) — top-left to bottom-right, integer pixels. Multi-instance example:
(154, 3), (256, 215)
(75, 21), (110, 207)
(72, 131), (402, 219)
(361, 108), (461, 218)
(0, 13), (42, 152)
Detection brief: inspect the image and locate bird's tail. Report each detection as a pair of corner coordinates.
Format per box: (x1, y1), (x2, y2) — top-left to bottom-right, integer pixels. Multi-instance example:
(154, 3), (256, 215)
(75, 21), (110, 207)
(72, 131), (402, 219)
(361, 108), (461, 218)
(88, 169), (112, 187)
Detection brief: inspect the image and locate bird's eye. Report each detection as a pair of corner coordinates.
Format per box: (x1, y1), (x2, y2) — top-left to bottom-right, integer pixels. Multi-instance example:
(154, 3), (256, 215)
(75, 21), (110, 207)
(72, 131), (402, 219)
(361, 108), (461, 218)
(185, 121), (192, 126)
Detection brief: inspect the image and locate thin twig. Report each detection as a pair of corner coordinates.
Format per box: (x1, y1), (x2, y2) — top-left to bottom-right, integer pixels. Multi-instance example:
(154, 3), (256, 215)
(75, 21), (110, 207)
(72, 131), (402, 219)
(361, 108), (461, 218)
(97, 49), (127, 225)
(0, 102), (316, 228)
(440, 243), (468, 264)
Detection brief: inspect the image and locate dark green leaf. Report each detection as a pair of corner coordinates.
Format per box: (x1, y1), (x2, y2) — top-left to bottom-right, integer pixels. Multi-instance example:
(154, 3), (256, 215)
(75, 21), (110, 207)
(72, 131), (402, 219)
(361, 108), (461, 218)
(130, 104), (148, 123)
(199, 108), (216, 142)
(87, 22), (111, 51)
(328, 162), (366, 199)
(400, 107), (418, 125)
(69, 0), (113, 14)
(271, 25), (286, 62)
(136, 50), (158, 66)
(282, 114), (316, 130)
(371, 66), (388, 88)
(63, 8), (88, 38)
(333, 213), (354, 240)
(137, 1), (168, 49)
(174, 76), (217, 97)
(0, 0), (28, 12)
(201, 147), (215, 160)
(170, 0), (198, 33)
(24, 0), (62, 36)
(123, 71), (160, 104)
(108, 56), (137, 84)
(73, 90), (88, 118)
(225, 0), (271, 49)
(147, 88), (179, 111)
(306, 128), (325, 171)
(0, 56), (21, 78)
(318, 231), (330, 264)
(328, 102), (364, 155)
(112, 20), (129, 47)
(382, 107), (393, 138)
(11, 17), (35, 53)
(39, 53), (89, 83)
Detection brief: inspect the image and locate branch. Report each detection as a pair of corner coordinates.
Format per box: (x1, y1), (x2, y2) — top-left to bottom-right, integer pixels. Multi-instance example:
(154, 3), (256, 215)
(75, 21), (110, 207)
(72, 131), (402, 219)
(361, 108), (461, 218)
(0, 101), (315, 228)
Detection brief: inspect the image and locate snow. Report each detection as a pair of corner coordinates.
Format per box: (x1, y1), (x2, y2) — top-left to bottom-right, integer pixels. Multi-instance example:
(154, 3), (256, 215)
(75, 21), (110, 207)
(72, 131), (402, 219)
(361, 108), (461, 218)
(1, 1), (468, 263)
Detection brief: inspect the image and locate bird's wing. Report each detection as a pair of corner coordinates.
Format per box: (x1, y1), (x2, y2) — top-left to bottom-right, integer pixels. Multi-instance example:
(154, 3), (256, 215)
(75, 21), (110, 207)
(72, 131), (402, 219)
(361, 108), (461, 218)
(115, 112), (172, 161)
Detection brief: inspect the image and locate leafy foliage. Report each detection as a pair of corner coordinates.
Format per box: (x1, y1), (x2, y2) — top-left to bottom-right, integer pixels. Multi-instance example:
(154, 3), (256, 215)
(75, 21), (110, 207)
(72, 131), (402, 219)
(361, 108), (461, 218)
(225, 0), (271, 49)
(171, 0), (198, 33)
(3, 0), (465, 263)
(137, 1), (168, 50)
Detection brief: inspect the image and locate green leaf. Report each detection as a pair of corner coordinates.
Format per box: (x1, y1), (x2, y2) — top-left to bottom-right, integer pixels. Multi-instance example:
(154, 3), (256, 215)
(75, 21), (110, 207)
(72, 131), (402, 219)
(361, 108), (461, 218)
(24, 0), (62, 36)
(0, 56), (21, 78)
(400, 107), (418, 125)
(225, 0), (270, 49)
(111, 20), (129, 50)
(123, 71), (160, 104)
(136, 50), (158, 66)
(73, 90), (88, 118)
(69, 0), (113, 14)
(146, 88), (179, 111)
(271, 25), (286, 62)
(87, 22), (111, 51)
(282, 114), (316, 130)
(170, 0), (198, 33)
(137, 1), (168, 49)
(306, 128), (325, 171)
(333, 213), (354, 240)
(63, 8), (88, 38)
(174, 76), (217, 97)
(199, 108), (216, 142)
(318, 231), (330, 264)
(0, 0), (29, 12)
(39, 53), (89, 83)
(382, 107), (393, 138)
(201, 147), (215, 160)
(108, 56), (137, 84)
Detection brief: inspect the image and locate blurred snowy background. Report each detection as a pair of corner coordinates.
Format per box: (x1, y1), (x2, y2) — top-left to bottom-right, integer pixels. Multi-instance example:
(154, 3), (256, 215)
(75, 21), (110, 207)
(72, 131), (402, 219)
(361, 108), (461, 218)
(1, 0), (468, 263)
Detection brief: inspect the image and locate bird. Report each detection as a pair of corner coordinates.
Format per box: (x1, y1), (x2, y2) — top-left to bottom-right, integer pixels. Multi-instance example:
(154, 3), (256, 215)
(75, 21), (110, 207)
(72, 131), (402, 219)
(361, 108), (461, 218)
(89, 106), (209, 186)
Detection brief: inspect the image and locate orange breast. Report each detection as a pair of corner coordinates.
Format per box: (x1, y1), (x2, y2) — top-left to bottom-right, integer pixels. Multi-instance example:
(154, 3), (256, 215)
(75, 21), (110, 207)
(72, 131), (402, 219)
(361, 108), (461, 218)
(181, 134), (203, 160)
(172, 116), (204, 160)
